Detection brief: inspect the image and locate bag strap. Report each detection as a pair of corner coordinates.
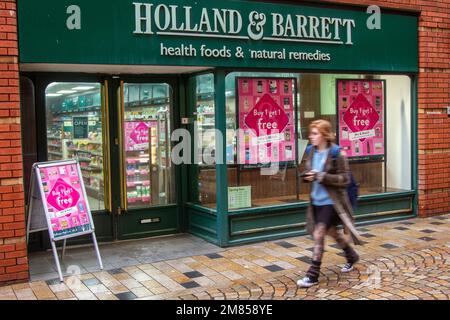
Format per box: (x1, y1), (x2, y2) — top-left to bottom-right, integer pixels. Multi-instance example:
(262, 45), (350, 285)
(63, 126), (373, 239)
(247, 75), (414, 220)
(330, 144), (341, 159)
(305, 144), (313, 156)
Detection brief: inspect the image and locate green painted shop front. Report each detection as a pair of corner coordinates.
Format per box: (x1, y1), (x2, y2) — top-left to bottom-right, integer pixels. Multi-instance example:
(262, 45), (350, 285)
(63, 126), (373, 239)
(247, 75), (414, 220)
(18, 0), (418, 248)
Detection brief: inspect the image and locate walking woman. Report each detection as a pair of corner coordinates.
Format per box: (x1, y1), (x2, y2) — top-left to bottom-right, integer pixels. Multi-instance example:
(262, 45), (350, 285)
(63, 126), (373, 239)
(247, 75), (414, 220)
(297, 119), (362, 288)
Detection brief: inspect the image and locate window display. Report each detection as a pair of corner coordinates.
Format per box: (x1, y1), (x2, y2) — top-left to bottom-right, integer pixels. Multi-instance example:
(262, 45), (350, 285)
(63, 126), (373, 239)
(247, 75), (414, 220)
(45, 82), (105, 211)
(221, 72), (412, 210)
(337, 79), (385, 161)
(194, 74), (235, 166)
(236, 77), (296, 167)
(226, 72), (300, 208)
(191, 74), (217, 207)
(196, 91), (215, 165)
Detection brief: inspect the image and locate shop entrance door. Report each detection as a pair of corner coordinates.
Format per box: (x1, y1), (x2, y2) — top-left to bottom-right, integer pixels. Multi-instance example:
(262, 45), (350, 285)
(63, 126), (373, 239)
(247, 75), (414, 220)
(112, 79), (181, 240)
(26, 76), (183, 251)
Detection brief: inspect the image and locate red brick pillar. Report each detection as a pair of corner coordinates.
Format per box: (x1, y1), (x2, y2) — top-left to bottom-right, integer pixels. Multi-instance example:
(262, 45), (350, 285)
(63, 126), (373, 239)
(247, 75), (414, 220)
(0, 0), (28, 285)
(417, 6), (450, 217)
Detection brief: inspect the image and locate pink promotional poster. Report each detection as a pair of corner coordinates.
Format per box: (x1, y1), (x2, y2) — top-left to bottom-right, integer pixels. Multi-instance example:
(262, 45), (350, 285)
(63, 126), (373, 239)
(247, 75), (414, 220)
(38, 163), (91, 239)
(337, 79), (385, 160)
(237, 78), (296, 166)
(124, 121), (157, 151)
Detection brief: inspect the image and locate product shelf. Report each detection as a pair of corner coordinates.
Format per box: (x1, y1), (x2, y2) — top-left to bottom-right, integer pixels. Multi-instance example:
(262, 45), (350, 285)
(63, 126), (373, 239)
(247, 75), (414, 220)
(126, 180), (151, 187)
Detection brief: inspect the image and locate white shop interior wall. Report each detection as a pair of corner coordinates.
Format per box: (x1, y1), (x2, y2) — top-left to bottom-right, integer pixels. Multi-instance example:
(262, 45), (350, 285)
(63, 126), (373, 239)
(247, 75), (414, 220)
(383, 75), (412, 190)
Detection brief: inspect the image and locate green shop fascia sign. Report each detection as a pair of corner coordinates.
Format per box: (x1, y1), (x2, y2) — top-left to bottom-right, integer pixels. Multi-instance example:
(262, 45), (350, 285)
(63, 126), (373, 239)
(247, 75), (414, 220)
(18, 0), (418, 72)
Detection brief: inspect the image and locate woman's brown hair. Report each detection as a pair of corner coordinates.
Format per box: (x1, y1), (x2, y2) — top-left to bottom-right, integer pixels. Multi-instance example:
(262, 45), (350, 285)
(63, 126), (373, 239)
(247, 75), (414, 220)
(309, 119), (335, 143)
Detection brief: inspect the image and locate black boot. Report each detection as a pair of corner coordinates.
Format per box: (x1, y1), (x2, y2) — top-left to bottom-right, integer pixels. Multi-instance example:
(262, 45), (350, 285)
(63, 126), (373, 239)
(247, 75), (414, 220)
(305, 260), (321, 281)
(341, 246), (359, 273)
(298, 260), (321, 288)
(343, 245), (359, 264)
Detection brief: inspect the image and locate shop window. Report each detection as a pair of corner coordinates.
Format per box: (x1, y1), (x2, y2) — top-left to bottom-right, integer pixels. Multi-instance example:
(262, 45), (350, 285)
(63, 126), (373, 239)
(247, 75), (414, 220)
(226, 72), (300, 209)
(121, 83), (175, 208)
(191, 74), (217, 208)
(225, 72), (412, 210)
(300, 74), (412, 197)
(45, 82), (106, 211)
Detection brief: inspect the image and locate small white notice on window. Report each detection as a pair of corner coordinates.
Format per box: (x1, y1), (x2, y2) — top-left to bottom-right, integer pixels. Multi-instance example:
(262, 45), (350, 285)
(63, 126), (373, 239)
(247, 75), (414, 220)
(304, 111), (315, 118)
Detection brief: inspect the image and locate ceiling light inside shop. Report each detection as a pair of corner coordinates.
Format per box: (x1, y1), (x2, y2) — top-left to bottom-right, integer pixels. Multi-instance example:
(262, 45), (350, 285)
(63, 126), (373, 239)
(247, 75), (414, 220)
(45, 93), (63, 97)
(71, 86), (95, 90)
(57, 90), (77, 94)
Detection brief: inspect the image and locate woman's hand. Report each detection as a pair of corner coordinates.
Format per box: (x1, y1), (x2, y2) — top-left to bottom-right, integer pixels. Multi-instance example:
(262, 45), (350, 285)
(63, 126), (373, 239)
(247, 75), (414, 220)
(303, 170), (318, 182)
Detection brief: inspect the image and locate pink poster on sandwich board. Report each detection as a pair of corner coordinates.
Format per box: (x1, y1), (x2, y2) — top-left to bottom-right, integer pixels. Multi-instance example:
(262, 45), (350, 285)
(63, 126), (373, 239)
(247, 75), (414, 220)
(38, 162), (92, 239)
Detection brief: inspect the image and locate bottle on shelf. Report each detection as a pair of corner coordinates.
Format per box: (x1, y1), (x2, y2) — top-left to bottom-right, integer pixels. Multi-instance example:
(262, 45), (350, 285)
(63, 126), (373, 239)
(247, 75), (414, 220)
(257, 81), (263, 93)
(284, 80), (289, 94)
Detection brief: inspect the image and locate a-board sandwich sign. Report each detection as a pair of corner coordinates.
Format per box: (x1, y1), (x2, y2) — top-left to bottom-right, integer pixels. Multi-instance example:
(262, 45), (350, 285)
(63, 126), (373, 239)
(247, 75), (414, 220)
(27, 159), (103, 281)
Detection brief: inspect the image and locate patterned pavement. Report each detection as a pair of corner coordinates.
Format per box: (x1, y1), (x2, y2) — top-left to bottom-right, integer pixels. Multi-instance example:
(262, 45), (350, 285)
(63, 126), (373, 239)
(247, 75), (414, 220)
(1, 214), (449, 300)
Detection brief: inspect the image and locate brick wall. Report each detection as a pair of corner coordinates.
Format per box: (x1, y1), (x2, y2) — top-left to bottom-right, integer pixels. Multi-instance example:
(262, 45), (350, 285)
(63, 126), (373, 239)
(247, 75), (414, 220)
(416, 0), (450, 216)
(314, 0), (450, 217)
(0, 0), (28, 285)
